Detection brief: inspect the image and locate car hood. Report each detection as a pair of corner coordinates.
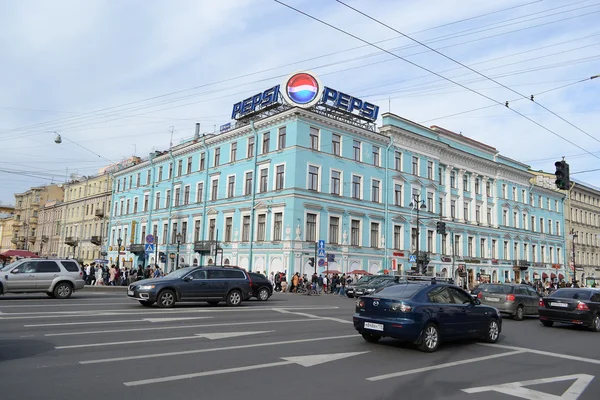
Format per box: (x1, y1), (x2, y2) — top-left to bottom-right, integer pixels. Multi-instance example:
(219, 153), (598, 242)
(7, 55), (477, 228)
(132, 278), (171, 286)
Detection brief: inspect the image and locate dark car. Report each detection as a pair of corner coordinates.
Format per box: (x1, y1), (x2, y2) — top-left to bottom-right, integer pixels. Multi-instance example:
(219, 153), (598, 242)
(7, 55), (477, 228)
(538, 288), (600, 331)
(346, 275), (379, 298)
(477, 283), (541, 320)
(354, 276), (396, 297)
(248, 272), (273, 301)
(353, 282), (502, 352)
(127, 266), (254, 308)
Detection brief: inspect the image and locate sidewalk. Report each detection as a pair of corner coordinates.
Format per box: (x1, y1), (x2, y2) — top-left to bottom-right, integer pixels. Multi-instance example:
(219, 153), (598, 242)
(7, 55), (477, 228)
(82, 285), (128, 292)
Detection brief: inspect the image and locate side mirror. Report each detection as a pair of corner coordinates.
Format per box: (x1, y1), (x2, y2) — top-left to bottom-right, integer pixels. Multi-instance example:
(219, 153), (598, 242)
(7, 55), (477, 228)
(183, 276), (192, 282)
(474, 298), (481, 305)
(10, 269), (19, 274)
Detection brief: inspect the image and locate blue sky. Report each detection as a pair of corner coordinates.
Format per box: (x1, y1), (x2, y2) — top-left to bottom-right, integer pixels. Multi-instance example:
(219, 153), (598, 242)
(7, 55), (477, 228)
(0, 0), (599, 204)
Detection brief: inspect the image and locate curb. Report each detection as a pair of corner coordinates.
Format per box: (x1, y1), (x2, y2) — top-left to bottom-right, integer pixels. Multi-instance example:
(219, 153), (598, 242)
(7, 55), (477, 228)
(82, 285), (128, 292)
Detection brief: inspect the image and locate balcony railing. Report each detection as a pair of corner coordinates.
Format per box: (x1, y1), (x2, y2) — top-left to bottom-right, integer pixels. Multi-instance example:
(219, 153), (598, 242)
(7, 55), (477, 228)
(10, 237), (18, 244)
(94, 209), (104, 218)
(64, 236), (78, 246)
(90, 236), (102, 246)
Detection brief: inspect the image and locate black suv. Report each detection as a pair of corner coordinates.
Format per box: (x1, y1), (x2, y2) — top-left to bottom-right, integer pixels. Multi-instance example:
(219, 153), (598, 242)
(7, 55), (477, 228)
(247, 272), (273, 301)
(127, 266), (254, 308)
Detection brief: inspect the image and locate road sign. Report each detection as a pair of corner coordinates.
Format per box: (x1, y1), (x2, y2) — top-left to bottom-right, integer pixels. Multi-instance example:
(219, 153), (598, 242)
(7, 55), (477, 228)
(318, 259), (325, 267)
(145, 234), (155, 244)
(145, 244), (155, 253)
(462, 374), (594, 399)
(317, 249), (326, 258)
(409, 254), (417, 263)
(318, 240), (325, 249)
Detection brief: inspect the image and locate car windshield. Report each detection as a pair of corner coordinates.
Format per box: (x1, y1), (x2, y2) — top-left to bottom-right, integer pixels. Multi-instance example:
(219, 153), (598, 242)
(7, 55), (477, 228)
(356, 276), (376, 284)
(367, 277), (393, 286)
(0, 261), (19, 271)
(165, 267), (195, 279)
(481, 285), (512, 294)
(373, 284), (423, 298)
(551, 289), (591, 300)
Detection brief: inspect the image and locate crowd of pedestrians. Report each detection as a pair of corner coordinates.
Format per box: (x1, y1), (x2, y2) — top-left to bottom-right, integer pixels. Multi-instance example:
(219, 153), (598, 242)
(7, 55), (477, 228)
(82, 263), (165, 286)
(269, 271), (358, 295)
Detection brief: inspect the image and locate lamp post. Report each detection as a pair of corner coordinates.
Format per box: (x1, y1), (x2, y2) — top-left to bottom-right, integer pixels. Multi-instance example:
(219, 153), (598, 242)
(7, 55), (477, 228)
(571, 231), (577, 285)
(409, 194), (428, 275)
(116, 237), (122, 270)
(176, 233), (182, 270)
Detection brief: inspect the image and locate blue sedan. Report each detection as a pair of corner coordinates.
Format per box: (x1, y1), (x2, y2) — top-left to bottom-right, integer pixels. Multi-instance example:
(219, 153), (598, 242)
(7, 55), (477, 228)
(353, 282), (502, 352)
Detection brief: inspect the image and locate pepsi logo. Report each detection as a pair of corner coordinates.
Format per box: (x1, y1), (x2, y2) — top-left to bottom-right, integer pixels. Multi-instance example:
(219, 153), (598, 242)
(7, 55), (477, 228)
(281, 71), (323, 108)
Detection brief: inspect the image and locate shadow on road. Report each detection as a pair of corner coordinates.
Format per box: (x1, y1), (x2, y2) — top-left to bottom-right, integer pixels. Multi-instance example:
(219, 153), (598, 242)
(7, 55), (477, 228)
(0, 339), (55, 362)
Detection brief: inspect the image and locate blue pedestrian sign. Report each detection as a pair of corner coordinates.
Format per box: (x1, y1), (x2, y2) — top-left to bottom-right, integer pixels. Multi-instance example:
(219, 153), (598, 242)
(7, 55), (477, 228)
(317, 249), (326, 258)
(318, 240), (325, 249)
(145, 244), (155, 253)
(409, 254), (417, 263)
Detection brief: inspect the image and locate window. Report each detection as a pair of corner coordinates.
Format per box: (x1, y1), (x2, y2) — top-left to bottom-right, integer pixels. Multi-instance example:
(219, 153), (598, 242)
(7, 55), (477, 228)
(247, 137), (255, 158)
(352, 175), (361, 199)
(372, 180), (380, 202)
(181, 221), (187, 243)
(454, 235), (461, 256)
(428, 286), (452, 304)
(177, 160), (183, 177)
(187, 157), (192, 174)
(143, 194), (149, 212)
(197, 183), (204, 203)
(463, 176), (468, 192)
(522, 214), (527, 230)
(394, 184), (402, 206)
(199, 153), (205, 171)
(213, 148), (220, 167)
(502, 210), (508, 226)
(158, 166), (163, 181)
(155, 192), (160, 210)
(175, 188), (180, 206)
(332, 134), (341, 156)
(370, 223), (379, 248)
(257, 214), (266, 241)
(503, 241), (508, 260)
(245, 172), (253, 195)
(162, 224), (168, 244)
(412, 156), (418, 175)
(136, 173), (141, 187)
(427, 193), (433, 212)
(329, 217), (339, 244)
(133, 198), (138, 214)
(468, 237), (474, 257)
(230, 142), (237, 162)
(513, 211), (517, 227)
(547, 219), (552, 235)
(168, 163), (173, 179)
(273, 213), (282, 241)
(353, 140), (361, 161)
(539, 218), (544, 233)
(486, 181), (491, 197)
(165, 190), (171, 208)
(227, 176), (235, 198)
(476, 205), (481, 223)
(449, 288), (473, 305)
(262, 133), (270, 154)
(276, 165), (284, 190)
(395, 151), (401, 171)
(310, 127), (319, 150)
(427, 161), (433, 180)
(184, 186), (190, 205)
(394, 226), (401, 249)
(491, 239), (497, 258)
(351, 220), (360, 246)
(260, 169), (268, 193)
(480, 238), (486, 257)
(502, 184), (507, 199)
(242, 216), (250, 242)
(556, 221), (560, 235)
(306, 213), (317, 241)
(475, 179), (480, 194)
(146, 170), (151, 186)
(451, 200), (456, 218)
(308, 166), (319, 191)
(450, 171), (456, 188)
(208, 219), (216, 241)
(531, 216), (535, 231)
(211, 179), (218, 201)
(331, 170), (341, 195)
(36, 261), (61, 273)
(372, 146), (380, 166)
(464, 203), (469, 221)
(278, 127), (286, 150)
(427, 230), (433, 252)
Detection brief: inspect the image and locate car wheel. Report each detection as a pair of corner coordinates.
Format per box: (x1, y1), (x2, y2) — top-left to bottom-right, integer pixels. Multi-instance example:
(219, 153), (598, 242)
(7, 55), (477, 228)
(226, 290), (242, 306)
(207, 301), (219, 306)
(53, 282), (73, 299)
(541, 320), (554, 327)
(46, 292), (55, 298)
(590, 315), (600, 332)
(257, 288), (270, 301)
(157, 290), (176, 308)
(483, 318), (500, 343)
(513, 305), (524, 321)
(139, 300), (154, 307)
(418, 323), (440, 353)
(361, 333), (381, 343)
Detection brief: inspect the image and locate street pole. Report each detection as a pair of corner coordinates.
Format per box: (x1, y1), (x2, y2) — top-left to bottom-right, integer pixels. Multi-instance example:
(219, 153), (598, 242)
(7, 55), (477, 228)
(176, 236), (181, 270)
(572, 232), (577, 285)
(116, 237), (122, 270)
(411, 194), (426, 275)
(314, 241), (317, 275)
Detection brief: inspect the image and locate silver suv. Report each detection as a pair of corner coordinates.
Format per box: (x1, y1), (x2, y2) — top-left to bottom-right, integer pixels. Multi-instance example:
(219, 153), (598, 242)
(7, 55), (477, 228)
(0, 258), (85, 299)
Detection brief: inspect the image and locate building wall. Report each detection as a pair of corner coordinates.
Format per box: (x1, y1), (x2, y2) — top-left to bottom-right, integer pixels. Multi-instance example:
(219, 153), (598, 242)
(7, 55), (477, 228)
(34, 201), (65, 258)
(0, 216), (15, 252)
(107, 108), (566, 287)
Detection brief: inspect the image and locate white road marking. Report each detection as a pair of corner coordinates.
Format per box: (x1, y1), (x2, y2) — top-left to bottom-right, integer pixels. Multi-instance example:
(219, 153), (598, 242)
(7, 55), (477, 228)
(462, 374), (594, 399)
(0, 302), (133, 308)
(123, 351), (367, 386)
(366, 350), (524, 381)
(55, 331), (273, 349)
(81, 334), (359, 364)
(24, 316), (212, 327)
(478, 343), (600, 365)
(45, 318), (323, 337)
(272, 308), (352, 324)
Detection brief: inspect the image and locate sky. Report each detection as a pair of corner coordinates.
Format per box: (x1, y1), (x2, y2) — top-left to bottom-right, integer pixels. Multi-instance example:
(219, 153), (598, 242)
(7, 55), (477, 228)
(0, 0), (599, 205)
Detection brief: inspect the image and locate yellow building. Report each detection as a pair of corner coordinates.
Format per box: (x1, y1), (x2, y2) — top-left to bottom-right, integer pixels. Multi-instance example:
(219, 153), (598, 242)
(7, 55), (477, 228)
(0, 215), (16, 252)
(13, 185), (64, 251)
(35, 200), (65, 257)
(58, 173), (112, 264)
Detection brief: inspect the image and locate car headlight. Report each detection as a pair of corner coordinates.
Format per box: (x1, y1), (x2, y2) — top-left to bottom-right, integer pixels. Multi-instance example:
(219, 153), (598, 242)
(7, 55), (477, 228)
(138, 285), (155, 290)
(365, 288), (375, 293)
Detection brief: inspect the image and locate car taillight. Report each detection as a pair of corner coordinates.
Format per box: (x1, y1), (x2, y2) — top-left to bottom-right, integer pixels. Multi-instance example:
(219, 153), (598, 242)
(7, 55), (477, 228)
(539, 298), (544, 307)
(576, 301), (589, 311)
(357, 299), (365, 308)
(247, 275), (253, 287)
(391, 303), (412, 312)
(506, 294), (516, 302)
(477, 292), (482, 299)
(79, 270), (83, 277)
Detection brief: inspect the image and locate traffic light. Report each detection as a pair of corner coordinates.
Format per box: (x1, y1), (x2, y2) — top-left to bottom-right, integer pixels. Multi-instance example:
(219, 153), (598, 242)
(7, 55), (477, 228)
(554, 160), (570, 190)
(308, 258), (314, 268)
(436, 222), (446, 235)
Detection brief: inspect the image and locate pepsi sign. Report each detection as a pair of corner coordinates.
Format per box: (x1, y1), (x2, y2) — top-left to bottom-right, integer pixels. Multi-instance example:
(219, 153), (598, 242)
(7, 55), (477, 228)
(280, 72), (322, 108)
(231, 85), (280, 120)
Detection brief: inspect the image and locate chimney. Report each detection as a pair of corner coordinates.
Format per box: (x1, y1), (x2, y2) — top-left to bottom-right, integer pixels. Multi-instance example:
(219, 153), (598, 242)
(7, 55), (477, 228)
(194, 123), (200, 139)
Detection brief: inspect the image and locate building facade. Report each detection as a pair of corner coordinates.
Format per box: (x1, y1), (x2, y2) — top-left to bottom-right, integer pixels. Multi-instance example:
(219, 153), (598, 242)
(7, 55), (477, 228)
(34, 200), (65, 258)
(107, 104), (566, 287)
(13, 185), (64, 251)
(0, 214), (15, 252)
(57, 173), (112, 264)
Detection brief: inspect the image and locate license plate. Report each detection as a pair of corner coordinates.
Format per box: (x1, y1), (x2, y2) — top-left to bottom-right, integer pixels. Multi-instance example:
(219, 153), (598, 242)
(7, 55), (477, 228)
(485, 297), (500, 302)
(127, 290), (134, 296)
(364, 322), (384, 331)
(550, 302), (568, 308)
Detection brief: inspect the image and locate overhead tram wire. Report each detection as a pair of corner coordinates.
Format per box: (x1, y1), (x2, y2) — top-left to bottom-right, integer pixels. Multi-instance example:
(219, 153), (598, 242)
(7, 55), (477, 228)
(274, 0), (600, 162)
(0, 1), (586, 138)
(337, 0), (600, 146)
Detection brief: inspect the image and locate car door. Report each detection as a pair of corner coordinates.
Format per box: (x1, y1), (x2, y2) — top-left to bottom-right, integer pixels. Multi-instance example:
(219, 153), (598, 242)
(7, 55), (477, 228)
(448, 287), (478, 337)
(35, 261), (61, 290)
(4, 261), (38, 291)
(206, 270), (229, 298)
(180, 269), (208, 299)
(526, 286), (541, 314)
(427, 286), (463, 338)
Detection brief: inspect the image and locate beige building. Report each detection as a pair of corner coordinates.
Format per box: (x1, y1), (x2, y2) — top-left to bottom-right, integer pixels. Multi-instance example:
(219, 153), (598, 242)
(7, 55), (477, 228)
(34, 200), (65, 257)
(532, 171), (600, 285)
(0, 214), (16, 252)
(58, 173), (112, 264)
(13, 185), (64, 251)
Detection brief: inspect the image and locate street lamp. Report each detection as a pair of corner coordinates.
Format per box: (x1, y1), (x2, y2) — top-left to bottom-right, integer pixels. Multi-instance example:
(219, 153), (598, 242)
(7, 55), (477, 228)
(176, 233), (183, 270)
(409, 194), (428, 275)
(116, 237), (123, 270)
(571, 231), (578, 285)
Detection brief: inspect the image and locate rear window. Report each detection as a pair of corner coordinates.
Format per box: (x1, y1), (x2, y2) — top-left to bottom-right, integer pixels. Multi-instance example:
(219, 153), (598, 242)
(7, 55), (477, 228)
(481, 285), (513, 294)
(373, 284), (423, 299)
(225, 270), (246, 279)
(249, 272), (267, 280)
(551, 289), (591, 300)
(61, 261), (80, 272)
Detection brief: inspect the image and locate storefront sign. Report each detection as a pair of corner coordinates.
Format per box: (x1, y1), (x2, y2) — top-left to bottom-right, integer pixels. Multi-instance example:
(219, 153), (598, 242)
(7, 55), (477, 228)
(393, 252), (404, 257)
(463, 258), (481, 264)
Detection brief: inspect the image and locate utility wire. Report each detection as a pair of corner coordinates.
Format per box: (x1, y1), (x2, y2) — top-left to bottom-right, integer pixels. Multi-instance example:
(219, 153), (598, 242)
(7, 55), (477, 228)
(274, 0), (600, 162)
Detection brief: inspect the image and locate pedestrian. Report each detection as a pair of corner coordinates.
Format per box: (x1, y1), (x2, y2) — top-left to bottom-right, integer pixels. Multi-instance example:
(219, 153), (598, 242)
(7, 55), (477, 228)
(322, 275), (328, 294)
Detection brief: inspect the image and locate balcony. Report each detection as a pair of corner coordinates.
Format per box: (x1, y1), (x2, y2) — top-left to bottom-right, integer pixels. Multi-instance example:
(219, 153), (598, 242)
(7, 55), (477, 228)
(90, 236), (102, 246)
(13, 220), (22, 227)
(64, 236), (78, 246)
(94, 209), (104, 218)
(129, 244), (145, 253)
(10, 237), (18, 244)
(17, 236), (25, 242)
(28, 236), (36, 243)
(41, 235), (49, 243)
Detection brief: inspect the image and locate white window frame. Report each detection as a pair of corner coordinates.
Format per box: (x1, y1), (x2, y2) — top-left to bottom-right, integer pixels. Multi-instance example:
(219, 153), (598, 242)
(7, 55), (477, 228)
(273, 162), (286, 191)
(307, 164), (321, 192)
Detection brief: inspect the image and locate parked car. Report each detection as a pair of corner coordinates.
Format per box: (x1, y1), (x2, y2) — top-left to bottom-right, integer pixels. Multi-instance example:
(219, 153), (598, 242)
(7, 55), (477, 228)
(476, 283), (541, 320)
(346, 275), (379, 298)
(247, 272), (273, 301)
(0, 258), (85, 299)
(127, 266), (254, 308)
(354, 276), (396, 297)
(538, 288), (600, 331)
(354, 282), (502, 352)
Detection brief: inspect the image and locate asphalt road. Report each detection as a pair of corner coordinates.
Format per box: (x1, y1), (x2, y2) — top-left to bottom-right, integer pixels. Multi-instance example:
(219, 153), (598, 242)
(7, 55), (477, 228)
(1, 288), (599, 400)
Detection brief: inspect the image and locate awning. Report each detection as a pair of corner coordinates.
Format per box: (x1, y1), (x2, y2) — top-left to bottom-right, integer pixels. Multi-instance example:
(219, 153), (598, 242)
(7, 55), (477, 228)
(558, 273), (564, 280)
(542, 272), (548, 279)
(0, 250), (39, 259)
(551, 273), (557, 279)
